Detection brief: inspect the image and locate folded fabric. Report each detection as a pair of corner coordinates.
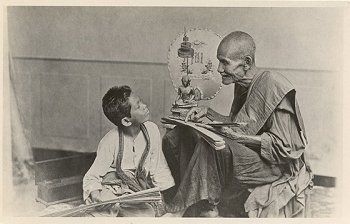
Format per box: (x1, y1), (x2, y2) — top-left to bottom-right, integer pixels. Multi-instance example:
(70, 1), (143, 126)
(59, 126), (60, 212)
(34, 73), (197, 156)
(101, 172), (123, 185)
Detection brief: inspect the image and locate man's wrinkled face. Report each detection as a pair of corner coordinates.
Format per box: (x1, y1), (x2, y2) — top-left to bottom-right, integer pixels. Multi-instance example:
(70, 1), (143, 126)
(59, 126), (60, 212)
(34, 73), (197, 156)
(128, 94), (150, 125)
(216, 45), (246, 85)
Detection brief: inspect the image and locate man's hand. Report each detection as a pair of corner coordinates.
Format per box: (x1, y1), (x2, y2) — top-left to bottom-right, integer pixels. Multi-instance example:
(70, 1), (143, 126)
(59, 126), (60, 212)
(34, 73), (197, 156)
(219, 126), (242, 140)
(185, 106), (209, 122)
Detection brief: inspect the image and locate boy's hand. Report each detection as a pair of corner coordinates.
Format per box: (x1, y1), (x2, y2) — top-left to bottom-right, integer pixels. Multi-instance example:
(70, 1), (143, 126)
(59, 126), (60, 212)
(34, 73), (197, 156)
(90, 190), (103, 203)
(90, 190), (115, 211)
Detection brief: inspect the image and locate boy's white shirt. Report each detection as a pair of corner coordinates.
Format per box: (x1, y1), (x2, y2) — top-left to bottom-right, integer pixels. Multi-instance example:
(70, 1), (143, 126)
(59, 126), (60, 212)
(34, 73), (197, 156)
(83, 121), (175, 201)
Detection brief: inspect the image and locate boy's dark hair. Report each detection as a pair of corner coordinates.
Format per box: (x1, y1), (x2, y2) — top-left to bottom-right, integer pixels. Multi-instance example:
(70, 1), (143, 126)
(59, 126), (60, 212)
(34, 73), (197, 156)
(102, 85), (132, 127)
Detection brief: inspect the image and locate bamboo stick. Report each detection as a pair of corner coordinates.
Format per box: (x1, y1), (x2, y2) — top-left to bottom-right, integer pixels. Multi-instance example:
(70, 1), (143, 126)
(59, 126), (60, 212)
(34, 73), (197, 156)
(41, 187), (161, 217)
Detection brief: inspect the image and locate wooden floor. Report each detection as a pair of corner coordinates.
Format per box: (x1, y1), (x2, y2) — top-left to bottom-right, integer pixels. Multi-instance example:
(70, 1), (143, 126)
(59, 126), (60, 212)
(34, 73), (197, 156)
(9, 178), (338, 218)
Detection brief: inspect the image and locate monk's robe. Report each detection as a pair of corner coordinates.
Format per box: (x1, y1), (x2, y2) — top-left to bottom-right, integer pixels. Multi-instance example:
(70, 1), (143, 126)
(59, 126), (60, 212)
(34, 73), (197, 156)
(163, 70), (313, 217)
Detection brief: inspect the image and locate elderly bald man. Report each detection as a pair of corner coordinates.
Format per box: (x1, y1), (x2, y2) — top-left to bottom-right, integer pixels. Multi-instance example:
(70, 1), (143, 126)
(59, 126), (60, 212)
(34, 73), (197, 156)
(162, 31), (313, 218)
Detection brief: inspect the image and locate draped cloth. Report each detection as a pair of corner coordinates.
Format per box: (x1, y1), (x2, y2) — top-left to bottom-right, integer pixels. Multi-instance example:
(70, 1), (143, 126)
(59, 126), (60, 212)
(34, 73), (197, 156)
(85, 124), (157, 217)
(114, 124), (155, 192)
(163, 127), (283, 215)
(163, 70), (313, 217)
(83, 121), (175, 201)
(231, 70), (312, 217)
(10, 57), (34, 185)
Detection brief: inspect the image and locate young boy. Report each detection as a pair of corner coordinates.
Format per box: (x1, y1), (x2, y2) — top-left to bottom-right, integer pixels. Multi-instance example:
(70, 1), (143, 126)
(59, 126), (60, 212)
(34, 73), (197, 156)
(83, 85), (175, 217)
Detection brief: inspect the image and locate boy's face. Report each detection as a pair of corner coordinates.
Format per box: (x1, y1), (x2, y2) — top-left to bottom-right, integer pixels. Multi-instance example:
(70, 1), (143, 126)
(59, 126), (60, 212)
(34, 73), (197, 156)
(127, 93), (150, 125)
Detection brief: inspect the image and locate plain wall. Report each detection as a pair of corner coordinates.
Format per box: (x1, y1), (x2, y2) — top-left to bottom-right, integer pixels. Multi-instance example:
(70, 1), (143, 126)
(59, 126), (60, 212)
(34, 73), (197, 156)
(7, 6), (343, 177)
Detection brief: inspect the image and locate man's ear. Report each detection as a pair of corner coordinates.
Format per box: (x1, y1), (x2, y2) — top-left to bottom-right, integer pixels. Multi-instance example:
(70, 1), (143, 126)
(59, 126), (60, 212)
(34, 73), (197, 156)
(243, 56), (253, 70)
(121, 117), (132, 127)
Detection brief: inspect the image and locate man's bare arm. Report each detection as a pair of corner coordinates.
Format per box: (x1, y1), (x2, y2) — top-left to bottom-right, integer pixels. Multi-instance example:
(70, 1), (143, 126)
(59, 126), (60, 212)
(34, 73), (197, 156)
(236, 134), (261, 148)
(220, 127), (261, 149)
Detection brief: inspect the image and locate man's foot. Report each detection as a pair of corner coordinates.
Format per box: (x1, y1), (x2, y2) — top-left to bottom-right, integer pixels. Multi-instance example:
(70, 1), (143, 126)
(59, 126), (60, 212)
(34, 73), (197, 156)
(199, 205), (219, 217)
(161, 209), (186, 217)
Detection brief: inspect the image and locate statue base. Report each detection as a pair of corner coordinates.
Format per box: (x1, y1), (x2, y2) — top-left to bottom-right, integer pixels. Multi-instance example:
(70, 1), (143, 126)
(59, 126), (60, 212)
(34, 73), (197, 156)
(170, 105), (196, 121)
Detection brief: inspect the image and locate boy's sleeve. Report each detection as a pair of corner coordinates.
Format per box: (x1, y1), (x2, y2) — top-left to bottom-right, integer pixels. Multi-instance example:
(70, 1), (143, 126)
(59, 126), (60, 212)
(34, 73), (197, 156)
(149, 124), (175, 191)
(82, 136), (115, 202)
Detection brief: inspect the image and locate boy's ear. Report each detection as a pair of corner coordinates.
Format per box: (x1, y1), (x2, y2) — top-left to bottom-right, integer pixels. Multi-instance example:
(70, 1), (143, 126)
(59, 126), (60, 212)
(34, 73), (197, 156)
(121, 117), (132, 127)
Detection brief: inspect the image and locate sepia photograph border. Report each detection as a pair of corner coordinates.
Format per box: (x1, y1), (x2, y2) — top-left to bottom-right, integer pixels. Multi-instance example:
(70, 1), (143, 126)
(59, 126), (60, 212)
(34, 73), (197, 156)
(1, 0), (350, 224)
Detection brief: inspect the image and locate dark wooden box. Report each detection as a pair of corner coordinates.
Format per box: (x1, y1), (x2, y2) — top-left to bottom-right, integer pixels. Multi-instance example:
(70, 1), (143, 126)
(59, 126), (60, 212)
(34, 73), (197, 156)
(36, 175), (84, 206)
(33, 148), (96, 206)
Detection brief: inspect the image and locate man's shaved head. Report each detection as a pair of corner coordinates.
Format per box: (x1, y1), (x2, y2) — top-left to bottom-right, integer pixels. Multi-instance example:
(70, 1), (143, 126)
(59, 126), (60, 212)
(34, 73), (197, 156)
(217, 31), (256, 63)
